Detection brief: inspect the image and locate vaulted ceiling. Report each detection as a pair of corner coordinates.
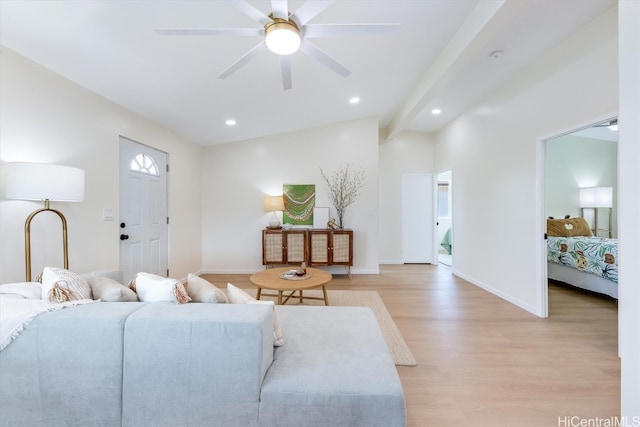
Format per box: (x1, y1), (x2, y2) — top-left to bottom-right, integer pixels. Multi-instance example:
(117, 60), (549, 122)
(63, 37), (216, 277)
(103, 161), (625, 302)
(0, 0), (615, 146)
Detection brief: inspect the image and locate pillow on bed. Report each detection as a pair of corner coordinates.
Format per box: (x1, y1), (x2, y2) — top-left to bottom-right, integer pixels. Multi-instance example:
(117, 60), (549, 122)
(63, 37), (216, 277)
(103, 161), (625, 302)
(547, 217), (593, 237)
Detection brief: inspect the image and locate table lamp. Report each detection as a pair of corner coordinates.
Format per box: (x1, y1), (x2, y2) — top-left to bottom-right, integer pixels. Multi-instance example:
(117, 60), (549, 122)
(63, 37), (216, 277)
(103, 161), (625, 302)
(5, 162), (85, 281)
(264, 195), (285, 228)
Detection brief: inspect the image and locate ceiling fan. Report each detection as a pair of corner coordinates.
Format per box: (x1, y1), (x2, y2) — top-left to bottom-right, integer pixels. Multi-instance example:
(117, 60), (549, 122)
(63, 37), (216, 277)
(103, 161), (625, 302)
(154, 0), (400, 90)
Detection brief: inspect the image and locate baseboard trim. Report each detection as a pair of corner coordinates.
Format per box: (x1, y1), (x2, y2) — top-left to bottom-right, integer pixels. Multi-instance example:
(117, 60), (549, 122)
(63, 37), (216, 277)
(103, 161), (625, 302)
(453, 269), (539, 316)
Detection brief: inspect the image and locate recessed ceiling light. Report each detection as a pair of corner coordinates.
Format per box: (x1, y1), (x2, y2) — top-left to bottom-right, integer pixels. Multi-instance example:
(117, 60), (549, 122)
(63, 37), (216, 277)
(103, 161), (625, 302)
(431, 109), (441, 115)
(225, 119), (237, 126)
(349, 96), (360, 104)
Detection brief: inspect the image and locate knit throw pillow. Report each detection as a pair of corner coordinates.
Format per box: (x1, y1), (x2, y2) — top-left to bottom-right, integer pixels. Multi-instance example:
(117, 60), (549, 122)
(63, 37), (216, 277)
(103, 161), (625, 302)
(41, 267), (93, 303)
(129, 272), (191, 304)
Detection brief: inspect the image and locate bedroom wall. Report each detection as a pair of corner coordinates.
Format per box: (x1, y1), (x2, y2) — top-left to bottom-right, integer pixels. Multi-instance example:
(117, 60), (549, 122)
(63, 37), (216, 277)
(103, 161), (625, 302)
(0, 47), (203, 283)
(378, 130), (435, 264)
(433, 5), (618, 314)
(200, 117), (380, 274)
(546, 134), (618, 237)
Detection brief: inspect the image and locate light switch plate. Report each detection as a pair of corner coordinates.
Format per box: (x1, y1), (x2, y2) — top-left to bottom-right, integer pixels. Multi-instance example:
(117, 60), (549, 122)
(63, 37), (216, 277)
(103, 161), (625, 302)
(103, 208), (114, 221)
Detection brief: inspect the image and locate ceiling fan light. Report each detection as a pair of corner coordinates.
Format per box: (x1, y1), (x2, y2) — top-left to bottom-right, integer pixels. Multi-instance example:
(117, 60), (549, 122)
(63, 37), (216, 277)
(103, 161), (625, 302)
(265, 20), (301, 55)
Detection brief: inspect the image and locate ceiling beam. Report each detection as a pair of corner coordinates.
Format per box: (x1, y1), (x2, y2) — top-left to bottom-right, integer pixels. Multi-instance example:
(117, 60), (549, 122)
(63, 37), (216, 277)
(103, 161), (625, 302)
(383, 0), (526, 142)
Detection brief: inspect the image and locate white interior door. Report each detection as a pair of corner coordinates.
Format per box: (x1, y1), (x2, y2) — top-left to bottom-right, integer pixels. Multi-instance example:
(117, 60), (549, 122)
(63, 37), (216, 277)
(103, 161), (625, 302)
(402, 174), (434, 263)
(119, 136), (168, 283)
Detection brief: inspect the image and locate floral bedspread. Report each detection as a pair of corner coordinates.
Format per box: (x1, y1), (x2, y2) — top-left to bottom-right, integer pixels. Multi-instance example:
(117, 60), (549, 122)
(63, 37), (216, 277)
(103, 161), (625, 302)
(547, 236), (618, 283)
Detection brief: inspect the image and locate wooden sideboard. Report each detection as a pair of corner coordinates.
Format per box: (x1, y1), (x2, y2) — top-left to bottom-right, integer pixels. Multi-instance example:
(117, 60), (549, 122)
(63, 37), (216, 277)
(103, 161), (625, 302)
(262, 228), (353, 278)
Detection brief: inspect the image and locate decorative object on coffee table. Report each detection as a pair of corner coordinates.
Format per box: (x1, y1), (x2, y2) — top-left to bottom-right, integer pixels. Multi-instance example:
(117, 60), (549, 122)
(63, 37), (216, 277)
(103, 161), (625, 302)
(320, 163), (366, 229)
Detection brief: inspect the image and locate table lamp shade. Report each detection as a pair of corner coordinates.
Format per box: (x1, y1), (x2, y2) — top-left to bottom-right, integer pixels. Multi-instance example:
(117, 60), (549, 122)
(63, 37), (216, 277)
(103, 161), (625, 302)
(264, 196), (284, 212)
(5, 162), (85, 202)
(579, 187), (612, 208)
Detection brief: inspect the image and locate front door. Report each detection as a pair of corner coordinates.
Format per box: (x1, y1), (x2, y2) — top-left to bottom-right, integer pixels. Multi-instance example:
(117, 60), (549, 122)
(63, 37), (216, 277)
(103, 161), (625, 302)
(119, 136), (169, 283)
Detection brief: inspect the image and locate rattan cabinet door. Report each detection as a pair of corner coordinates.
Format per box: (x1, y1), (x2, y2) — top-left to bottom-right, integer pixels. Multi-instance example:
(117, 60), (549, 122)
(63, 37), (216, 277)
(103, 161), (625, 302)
(309, 230), (330, 265)
(331, 230), (353, 266)
(262, 230), (284, 265)
(285, 230), (308, 264)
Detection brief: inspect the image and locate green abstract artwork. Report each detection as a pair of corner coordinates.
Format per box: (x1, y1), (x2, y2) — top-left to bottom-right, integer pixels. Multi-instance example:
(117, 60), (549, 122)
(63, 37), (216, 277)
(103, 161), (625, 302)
(283, 184), (315, 225)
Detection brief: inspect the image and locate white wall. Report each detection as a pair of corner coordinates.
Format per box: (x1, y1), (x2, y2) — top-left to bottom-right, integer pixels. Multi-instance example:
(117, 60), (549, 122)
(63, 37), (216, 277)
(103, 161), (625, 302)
(546, 135), (617, 236)
(0, 47), (203, 283)
(618, 0), (640, 418)
(434, 6), (618, 314)
(201, 117), (380, 274)
(378, 130), (435, 264)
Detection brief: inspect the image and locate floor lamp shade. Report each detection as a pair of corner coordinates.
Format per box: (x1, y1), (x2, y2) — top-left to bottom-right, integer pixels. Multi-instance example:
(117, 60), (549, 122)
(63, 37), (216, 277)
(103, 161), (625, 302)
(5, 162), (85, 202)
(5, 162), (85, 281)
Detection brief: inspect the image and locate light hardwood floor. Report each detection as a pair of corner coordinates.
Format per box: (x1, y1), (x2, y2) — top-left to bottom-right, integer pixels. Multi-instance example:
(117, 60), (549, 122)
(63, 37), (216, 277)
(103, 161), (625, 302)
(203, 263), (620, 427)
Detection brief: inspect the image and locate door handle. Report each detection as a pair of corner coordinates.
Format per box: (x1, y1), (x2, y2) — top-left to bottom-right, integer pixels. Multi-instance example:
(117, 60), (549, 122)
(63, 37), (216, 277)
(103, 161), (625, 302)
(120, 234), (129, 241)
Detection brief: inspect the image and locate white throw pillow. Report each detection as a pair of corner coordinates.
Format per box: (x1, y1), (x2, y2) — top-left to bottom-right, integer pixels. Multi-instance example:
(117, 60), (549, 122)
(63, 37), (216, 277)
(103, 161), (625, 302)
(186, 274), (228, 303)
(41, 267), (93, 302)
(227, 283), (284, 346)
(129, 272), (191, 304)
(0, 282), (42, 299)
(87, 275), (139, 302)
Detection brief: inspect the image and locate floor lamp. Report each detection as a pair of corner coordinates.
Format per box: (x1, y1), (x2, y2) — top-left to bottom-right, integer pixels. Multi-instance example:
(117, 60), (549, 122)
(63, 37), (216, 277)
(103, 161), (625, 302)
(5, 162), (85, 281)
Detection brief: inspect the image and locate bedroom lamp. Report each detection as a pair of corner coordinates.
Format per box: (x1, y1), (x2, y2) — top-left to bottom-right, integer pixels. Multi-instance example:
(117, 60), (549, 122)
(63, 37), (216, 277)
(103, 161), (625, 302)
(579, 187), (613, 237)
(5, 162), (85, 281)
(264, 195), (285, 228)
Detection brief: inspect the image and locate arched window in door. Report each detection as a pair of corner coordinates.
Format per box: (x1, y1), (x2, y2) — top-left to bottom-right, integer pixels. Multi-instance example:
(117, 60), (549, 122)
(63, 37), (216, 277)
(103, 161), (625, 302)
(130, 153), (160, 176)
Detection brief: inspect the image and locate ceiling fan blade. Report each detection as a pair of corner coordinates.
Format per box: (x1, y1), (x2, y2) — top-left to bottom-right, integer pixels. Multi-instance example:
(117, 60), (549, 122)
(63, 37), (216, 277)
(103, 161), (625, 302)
(299, 40), (350, 78)
(292, 1), (334, 26)
(217, 41), (268, 79)
(280, 56), (292, 91)
(303, 23), (400, 38)
(271, 0), (289, 20)
(229, 0), (272, 26)
(154, 28), (264, 37)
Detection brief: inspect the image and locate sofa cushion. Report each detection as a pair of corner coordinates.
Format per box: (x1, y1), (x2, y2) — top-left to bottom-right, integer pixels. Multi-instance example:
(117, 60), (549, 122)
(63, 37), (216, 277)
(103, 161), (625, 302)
(41, 267), (92, 302)
(88, 275), (139, 302)
(227, 283), (284, 346)
(186, 273), (228, 303)
(0, 302), (145, 427)
(259, 306), (406, 427)
(121, 302), (274, 427)
(129, 272), (191, 304)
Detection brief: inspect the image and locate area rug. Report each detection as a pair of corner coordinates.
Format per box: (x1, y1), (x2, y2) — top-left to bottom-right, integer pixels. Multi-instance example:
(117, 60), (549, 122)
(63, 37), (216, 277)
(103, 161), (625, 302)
(248, 289), (417, 366)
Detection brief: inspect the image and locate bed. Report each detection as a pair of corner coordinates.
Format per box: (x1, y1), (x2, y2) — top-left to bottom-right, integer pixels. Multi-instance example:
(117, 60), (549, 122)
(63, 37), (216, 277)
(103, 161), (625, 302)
(546, 216), (618, 299)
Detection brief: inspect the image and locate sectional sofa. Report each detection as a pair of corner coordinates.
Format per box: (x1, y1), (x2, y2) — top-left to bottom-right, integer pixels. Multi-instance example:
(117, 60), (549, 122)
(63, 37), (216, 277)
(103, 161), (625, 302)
(0, 274), (406, 427)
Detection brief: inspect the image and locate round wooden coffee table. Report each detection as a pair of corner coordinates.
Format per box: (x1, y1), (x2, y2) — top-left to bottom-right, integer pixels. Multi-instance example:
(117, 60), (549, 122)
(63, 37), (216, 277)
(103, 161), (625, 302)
(249, 267), (332, 305)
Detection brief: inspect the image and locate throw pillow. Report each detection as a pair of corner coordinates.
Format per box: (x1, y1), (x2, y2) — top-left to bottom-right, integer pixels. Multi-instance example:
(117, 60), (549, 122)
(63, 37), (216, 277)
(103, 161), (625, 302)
(87, 275), (139, 302)
(186, 274), (228, 303)
(129, 272), (191, 304)
(227, 283), (284, 346)
(0, 282), (42, 299)
(41, 267), (93, 303)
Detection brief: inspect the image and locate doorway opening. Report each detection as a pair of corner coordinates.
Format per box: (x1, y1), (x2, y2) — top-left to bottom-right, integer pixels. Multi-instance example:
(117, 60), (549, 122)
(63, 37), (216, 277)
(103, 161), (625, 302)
(436, 170), (452, 266)
(539, 116), (618, 318)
